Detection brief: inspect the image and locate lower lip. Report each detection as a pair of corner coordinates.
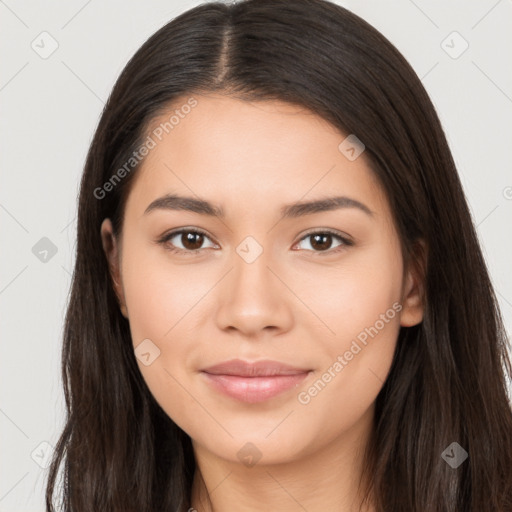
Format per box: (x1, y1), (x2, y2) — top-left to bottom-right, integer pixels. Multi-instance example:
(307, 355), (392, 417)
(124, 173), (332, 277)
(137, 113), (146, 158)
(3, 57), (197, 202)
(202, 372), (310, 403)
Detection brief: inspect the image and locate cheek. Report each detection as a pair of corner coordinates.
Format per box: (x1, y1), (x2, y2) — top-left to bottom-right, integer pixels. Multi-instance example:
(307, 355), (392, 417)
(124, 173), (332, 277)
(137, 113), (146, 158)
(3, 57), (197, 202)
(121, 242), (213, 345)
(293, 292), (402, 453)
(291, 242), (403, 421)
(119, 243), (219, 432)
(289, 237), (404, 352)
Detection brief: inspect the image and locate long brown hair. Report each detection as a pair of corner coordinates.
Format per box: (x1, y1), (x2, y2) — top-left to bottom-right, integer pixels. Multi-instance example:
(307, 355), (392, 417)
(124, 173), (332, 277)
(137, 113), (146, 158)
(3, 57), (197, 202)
(46, 0), (512, 510)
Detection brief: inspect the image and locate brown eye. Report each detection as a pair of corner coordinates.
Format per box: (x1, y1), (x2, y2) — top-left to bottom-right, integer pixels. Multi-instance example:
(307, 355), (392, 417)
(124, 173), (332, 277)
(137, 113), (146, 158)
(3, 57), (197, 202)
(158, 228), (217, 255)
(310, 233), (334, 251)
(180, 231), (205, 250)
(295, 230), (353, 254)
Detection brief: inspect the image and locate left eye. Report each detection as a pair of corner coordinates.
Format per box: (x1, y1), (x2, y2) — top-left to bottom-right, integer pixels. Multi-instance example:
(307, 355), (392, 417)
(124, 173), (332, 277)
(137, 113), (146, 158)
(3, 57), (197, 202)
(294, 230), (352, 253)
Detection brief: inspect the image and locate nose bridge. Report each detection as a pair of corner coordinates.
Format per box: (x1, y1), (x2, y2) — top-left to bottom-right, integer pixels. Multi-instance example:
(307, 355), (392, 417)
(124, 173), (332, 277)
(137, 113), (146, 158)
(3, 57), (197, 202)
(232, 234), (276, 300)
(214, 234), (293, 334)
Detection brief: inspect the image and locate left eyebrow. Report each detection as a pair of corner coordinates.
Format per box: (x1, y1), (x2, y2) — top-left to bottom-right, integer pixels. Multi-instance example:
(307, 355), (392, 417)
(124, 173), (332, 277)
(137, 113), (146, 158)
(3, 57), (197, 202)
(280, 196), (374, 218)
(143, 193), (375, 218)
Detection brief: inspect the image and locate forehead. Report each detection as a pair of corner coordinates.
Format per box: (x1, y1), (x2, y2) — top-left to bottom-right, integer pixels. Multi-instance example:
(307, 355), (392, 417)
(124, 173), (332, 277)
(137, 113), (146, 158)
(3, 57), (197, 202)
(125, 94), (389, 220)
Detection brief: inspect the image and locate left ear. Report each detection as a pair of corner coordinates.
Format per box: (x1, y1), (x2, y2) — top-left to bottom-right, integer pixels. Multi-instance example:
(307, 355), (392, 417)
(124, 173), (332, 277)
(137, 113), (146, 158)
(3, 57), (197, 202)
(400, 239), (427, 327)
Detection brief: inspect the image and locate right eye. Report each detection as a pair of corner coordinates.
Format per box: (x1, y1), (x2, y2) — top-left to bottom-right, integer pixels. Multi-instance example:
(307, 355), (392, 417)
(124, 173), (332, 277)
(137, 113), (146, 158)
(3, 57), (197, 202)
(157, 228), (218, 256)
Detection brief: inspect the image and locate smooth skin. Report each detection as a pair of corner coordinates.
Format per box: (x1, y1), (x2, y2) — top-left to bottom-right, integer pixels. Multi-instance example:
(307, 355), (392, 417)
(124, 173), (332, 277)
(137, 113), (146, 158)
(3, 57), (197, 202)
(101, 94), (425, 511)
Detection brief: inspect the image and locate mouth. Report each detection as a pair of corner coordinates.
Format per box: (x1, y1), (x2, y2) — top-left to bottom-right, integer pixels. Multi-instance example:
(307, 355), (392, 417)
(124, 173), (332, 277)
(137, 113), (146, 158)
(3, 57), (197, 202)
(201, 359), (312, 403)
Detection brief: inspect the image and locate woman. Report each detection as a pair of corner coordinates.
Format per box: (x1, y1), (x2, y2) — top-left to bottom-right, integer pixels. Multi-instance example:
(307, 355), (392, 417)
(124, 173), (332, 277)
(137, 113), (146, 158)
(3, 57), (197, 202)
(46, 0), (512, 510)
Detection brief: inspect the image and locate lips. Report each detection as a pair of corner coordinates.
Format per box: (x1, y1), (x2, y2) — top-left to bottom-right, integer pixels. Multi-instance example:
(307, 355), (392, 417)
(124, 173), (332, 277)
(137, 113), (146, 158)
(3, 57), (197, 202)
(201, 359), (311, 403)
(202, 358), (310, 377)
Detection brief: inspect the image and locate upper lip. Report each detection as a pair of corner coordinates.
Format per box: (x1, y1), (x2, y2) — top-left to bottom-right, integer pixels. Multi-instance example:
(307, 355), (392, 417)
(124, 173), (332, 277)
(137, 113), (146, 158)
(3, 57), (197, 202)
(202, 358), (311, 377)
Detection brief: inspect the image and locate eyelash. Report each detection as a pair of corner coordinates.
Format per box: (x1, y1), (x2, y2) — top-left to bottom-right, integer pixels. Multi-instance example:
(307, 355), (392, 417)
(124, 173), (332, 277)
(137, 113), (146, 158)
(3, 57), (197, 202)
(156, 227), (354, 257)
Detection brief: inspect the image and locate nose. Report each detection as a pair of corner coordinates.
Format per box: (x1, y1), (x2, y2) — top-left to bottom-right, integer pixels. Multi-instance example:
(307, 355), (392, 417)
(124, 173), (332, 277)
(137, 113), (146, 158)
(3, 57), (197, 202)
(214, 246), (294, 337)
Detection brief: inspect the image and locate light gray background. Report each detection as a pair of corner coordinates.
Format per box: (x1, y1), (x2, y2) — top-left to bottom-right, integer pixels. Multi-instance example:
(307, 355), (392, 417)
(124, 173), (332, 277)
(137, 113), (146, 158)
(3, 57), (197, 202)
(1, 0), (511, 510)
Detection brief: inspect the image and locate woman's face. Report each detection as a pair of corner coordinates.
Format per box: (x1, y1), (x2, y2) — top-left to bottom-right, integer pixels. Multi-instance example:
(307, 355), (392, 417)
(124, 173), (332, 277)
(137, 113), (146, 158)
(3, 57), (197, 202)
(101, 94), (424, 466)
